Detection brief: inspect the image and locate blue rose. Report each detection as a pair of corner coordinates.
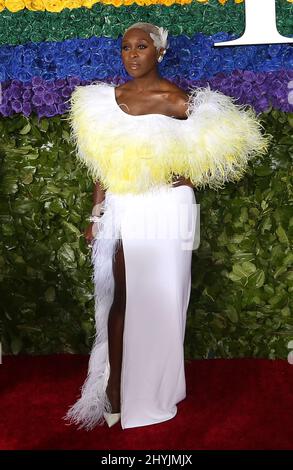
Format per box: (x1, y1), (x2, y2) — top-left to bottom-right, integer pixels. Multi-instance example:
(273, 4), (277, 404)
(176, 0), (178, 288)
(75, 51), (91, 66)
(211, 32), (230, 43)
(0, 65), (6, 81)
(23, 50), (34, 67)
(43, 72), (57, 81)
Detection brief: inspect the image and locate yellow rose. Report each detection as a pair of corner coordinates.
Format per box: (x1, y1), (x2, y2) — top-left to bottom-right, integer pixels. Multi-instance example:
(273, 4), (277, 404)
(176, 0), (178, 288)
(82, 0), (98, 8)
(0, 0), (5, 11)
(5, 0), (25, 12)
(218, 0), (228, 4)
(180, 0), (193, 5)
(24, 0), (46, 10)
(123, 0), (135, 5)
(234, 0), (244, 4)
(135, 0), (148, 5)
(195, 0), (209, 3)
(64, 0), (82, 8)
(163, 0), (176, 6)
(42, 0), (64, 11)
(112, 0), (124, 6)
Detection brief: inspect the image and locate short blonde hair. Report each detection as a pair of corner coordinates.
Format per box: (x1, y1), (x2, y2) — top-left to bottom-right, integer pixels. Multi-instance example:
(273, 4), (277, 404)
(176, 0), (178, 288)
(123, 22), (169, 53)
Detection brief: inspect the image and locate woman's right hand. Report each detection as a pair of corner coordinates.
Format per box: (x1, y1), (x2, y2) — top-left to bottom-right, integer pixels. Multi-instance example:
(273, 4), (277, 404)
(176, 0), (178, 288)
(84, 222), (96, 246)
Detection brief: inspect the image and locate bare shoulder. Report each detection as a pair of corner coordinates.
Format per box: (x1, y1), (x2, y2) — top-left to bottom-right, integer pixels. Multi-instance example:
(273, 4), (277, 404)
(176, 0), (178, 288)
(114, 82), (129, 97)
(161, 80), (189, 119)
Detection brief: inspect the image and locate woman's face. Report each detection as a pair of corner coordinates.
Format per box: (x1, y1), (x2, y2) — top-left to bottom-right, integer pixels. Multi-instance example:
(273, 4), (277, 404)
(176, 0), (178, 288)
(121, 28), (161, 78)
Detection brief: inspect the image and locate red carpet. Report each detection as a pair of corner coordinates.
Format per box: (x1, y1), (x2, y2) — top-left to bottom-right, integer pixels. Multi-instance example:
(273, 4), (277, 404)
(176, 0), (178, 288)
(1, 355), (293, 450)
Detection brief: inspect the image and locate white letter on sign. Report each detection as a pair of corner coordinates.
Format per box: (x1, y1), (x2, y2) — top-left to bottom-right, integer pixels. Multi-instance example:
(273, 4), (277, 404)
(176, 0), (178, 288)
(214, 0), (293, 47)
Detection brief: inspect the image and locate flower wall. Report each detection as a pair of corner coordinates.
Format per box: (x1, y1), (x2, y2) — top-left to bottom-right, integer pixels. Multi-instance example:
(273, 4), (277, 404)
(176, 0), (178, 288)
(0, 0), (292, 357)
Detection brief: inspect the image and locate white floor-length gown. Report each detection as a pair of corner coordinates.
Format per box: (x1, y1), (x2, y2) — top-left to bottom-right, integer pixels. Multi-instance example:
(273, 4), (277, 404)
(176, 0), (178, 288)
(66, 183), (198, 430)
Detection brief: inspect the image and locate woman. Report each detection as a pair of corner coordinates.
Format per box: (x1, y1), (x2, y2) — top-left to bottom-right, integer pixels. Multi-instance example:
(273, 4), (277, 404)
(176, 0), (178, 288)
(64, 22), (269, 430)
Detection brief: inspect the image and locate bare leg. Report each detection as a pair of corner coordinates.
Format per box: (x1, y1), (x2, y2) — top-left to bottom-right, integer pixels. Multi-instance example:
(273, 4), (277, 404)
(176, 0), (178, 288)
(106, 239), (126, 413)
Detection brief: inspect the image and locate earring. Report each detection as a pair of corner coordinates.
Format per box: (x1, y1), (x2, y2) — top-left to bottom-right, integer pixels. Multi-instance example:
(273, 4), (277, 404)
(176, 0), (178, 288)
(157, 49), (166, 63)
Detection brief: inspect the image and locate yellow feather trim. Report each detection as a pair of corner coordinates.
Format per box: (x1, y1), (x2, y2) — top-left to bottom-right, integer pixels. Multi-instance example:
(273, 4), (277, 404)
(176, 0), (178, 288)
(64, 80), (271, 194)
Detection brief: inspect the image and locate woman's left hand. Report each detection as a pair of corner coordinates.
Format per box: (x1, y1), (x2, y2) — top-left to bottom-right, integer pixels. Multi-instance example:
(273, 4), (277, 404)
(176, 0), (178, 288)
(172, 175), (194, 188)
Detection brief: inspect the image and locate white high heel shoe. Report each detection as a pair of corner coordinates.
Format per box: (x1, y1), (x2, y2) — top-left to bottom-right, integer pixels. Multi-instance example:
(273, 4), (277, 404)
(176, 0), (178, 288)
(103, 412), (121, 428)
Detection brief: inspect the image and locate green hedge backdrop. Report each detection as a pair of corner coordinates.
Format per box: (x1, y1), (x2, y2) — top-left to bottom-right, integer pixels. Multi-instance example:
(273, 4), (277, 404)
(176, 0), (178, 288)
(0, 109), (292, 358)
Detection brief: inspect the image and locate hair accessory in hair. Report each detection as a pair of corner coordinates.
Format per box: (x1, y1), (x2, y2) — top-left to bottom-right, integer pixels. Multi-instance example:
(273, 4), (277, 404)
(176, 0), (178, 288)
(150, 26), (169, 52)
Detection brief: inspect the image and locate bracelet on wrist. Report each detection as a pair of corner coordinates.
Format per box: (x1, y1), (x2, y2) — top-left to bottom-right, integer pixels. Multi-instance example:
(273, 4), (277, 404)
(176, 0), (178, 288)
(88, 215), (103, 223)
(92, 201), (105, 217)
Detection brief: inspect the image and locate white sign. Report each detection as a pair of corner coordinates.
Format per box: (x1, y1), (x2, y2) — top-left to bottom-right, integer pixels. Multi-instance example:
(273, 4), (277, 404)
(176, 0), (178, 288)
(214, 0), (293, 47)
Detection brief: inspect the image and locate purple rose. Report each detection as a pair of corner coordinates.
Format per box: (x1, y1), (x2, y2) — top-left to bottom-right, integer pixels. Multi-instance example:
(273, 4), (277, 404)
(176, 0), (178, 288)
(243, 70), (256, 82)
(10, 86), (22, 99)
(11, 100), (22, 113)
(258, 97), (270, 111)
(55, 78), (67, 89)
(241, 81), (253, 93)
(61, 86), (72, 98)
(22, 90), (32, 101)
(32, 94), (43, 106)
(32, 76), (43, 87)
(54, 93), (63, 104)
(33, 85), (45, 95)
(67, 76), (81, 87)
(0, 104), (11, 116)
(43, 92), (55, 105)
(44, 81), (55, 90)
(11, 79), (22, 86)
(44, 104), (58, 118)
(255, 73), (266, 85)
(23, 101), (32, 116)
(57, 103), (68, 114)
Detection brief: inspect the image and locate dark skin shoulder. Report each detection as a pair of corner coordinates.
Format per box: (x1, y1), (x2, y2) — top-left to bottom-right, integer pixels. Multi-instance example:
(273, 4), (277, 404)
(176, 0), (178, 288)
(158, 79), (189, 120)
(115, 79), (189, 120)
